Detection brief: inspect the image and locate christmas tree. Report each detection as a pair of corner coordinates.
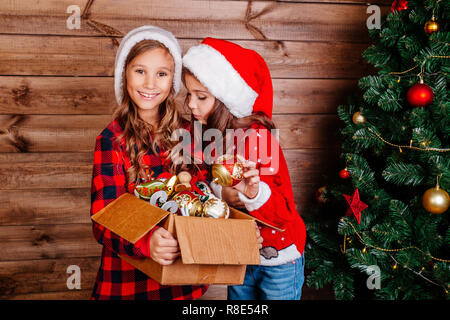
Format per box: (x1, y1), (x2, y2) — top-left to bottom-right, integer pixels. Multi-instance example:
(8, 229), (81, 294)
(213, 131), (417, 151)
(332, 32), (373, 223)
(304, 0), (449, 299)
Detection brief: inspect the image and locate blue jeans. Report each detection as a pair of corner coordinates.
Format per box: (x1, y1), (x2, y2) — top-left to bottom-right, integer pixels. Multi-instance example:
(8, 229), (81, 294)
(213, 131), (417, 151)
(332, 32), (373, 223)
(228, 255), (305, 300)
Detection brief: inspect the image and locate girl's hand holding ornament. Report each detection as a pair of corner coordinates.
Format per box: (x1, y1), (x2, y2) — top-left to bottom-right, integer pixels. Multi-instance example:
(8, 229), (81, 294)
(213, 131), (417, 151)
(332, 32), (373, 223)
(233, 160), (260, 199)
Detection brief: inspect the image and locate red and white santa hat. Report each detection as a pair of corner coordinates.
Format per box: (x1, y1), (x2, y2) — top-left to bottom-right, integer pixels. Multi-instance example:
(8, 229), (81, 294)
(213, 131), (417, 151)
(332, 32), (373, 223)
(114, 25), (182, 106)
(182, 38), (273, 119)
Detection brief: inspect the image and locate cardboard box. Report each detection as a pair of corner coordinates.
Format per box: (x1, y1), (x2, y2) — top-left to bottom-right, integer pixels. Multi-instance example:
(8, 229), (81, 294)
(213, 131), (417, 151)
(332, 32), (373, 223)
(91, 193), (275, 285)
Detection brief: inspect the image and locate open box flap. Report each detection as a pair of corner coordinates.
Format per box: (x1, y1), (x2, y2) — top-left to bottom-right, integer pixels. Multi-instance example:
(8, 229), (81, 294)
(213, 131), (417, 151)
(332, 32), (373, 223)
(229, 207), (285, 233)
(91, 193), (169, 244)
(175, 216), (261, 265)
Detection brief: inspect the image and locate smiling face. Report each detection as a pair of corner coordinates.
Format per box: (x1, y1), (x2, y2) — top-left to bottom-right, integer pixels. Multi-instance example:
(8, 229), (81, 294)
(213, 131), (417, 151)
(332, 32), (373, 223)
(126, 47), (174, 123)
(184, 73), (216, 124)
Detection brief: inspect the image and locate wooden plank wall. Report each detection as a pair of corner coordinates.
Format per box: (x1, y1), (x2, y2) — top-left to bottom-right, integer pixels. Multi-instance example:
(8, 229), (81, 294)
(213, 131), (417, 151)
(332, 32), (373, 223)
(0, 0), (390, 300)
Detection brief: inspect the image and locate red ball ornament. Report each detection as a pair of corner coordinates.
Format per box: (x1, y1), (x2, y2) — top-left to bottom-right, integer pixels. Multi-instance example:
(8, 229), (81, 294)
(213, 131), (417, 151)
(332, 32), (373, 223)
(406, 82), (434, 107)
(339, 168), (351, 179)
(391, 0), (408, 13)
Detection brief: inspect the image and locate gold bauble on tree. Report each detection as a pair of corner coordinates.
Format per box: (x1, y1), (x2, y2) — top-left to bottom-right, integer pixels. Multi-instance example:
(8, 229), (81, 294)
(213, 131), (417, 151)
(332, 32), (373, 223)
(422, 179), (449, 215)
(352, 111), (367, 124)
(424, 16), (439, 35)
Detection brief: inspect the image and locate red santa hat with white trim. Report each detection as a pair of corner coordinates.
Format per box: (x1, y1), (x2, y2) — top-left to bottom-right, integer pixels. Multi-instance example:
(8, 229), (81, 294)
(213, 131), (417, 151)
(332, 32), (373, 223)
(182, 38), (273, 119)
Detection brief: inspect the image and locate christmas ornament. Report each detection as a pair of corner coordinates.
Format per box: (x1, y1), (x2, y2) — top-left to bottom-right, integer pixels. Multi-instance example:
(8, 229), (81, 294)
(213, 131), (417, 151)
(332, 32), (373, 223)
(422, 181), (449, 214)
(406, 81), (434, 107)
(134, 180), (166, 200)
(315, 186), (328, 204)
(149, 190), (168, 207)
(164, 175), (178, 198)
(352, 111), (367, 125)
(424, 16), (439, 35)
(177, 171), (192, 188)
(156, 172), (172, 181)
(196, 180), (212, 195)
(202, 197), (230, 219)
(343, 189), (368, 224)
(212, 154), (244, 187)
(391, 0), (408, 13)
(161, 201), (179, 214)
(173, 190), (203, 217)
(193, 180), (213, 203)
(339, 168), (351, 179)
(140, 168), (155, 182)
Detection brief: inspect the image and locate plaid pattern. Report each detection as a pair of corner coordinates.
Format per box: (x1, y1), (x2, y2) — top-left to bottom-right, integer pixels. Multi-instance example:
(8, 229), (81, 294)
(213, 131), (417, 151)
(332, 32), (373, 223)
(90, 118), (207, 300)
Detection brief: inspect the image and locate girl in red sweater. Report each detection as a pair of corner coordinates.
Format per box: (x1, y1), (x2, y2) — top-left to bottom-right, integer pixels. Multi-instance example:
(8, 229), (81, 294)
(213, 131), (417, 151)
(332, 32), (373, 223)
(182, 38), (307, 300)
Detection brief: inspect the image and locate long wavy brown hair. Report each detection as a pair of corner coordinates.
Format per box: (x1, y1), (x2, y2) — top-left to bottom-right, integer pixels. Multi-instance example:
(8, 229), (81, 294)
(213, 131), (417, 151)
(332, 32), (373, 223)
(182, 68), (276, 167)
(113, 40), (184, 186)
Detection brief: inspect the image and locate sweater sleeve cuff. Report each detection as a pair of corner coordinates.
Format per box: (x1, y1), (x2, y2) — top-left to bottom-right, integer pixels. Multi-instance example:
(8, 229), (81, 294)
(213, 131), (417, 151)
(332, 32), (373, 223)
(210, 181), (223, 200)
(134, 226), (159, 258)
(238, 181), (271, 212)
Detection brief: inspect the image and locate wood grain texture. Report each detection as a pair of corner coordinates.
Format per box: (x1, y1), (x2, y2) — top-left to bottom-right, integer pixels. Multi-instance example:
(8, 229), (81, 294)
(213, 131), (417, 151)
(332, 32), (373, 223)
(212, 0), (391, 3)
(0, 257), (99, 299)
(10, 290), (93, 300)
(0, 114), (340, 152)
(0, 223), (101, 261)
(0, 255), (228, 300)
(0, 188), (92, 226)
(0, 35), (371, 78)
(0, 76), (357, 115)
(0, 0), (390, 42)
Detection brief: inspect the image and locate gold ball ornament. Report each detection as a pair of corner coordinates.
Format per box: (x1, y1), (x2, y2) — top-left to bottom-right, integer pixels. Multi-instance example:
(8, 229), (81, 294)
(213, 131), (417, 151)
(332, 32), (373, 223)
(202, 197), (230, 219)
(352, 111), (367, 124)
(424, 16), (439, 35)
(173, 191), (203, 217)
(212, 154), (244, 187)
(422, 183), (449, 215)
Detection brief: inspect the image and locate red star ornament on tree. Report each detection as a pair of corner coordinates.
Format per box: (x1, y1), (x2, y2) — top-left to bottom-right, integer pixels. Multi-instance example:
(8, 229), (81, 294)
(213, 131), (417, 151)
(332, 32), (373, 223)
(343, 189), (368, 224)
(391, 0), (408, 13)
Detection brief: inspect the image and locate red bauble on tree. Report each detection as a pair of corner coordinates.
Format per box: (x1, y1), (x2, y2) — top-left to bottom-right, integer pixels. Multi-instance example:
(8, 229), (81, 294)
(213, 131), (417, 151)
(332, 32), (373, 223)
(339, 168), (351, 179)
(406, 81), (434, 107)
(391, 0), (408, 13)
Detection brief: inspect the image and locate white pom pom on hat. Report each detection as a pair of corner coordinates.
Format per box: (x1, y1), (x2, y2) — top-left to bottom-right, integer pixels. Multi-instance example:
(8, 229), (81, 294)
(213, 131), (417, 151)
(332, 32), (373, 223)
(114, 25), (182, 106)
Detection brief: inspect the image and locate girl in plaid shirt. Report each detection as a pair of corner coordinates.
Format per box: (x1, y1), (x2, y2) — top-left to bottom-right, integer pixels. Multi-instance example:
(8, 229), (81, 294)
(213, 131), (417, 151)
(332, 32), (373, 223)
(89, 26), (207, 300)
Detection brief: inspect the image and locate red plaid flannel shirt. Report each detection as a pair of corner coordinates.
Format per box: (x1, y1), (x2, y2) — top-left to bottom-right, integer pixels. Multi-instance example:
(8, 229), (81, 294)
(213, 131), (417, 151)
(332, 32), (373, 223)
(90, 118), (207, 300)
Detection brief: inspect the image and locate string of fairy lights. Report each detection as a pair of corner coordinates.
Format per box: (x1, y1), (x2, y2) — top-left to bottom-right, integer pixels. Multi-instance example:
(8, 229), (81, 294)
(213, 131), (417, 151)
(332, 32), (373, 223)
(340, 218), (449, 294)
(367, 128), (450, 153)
